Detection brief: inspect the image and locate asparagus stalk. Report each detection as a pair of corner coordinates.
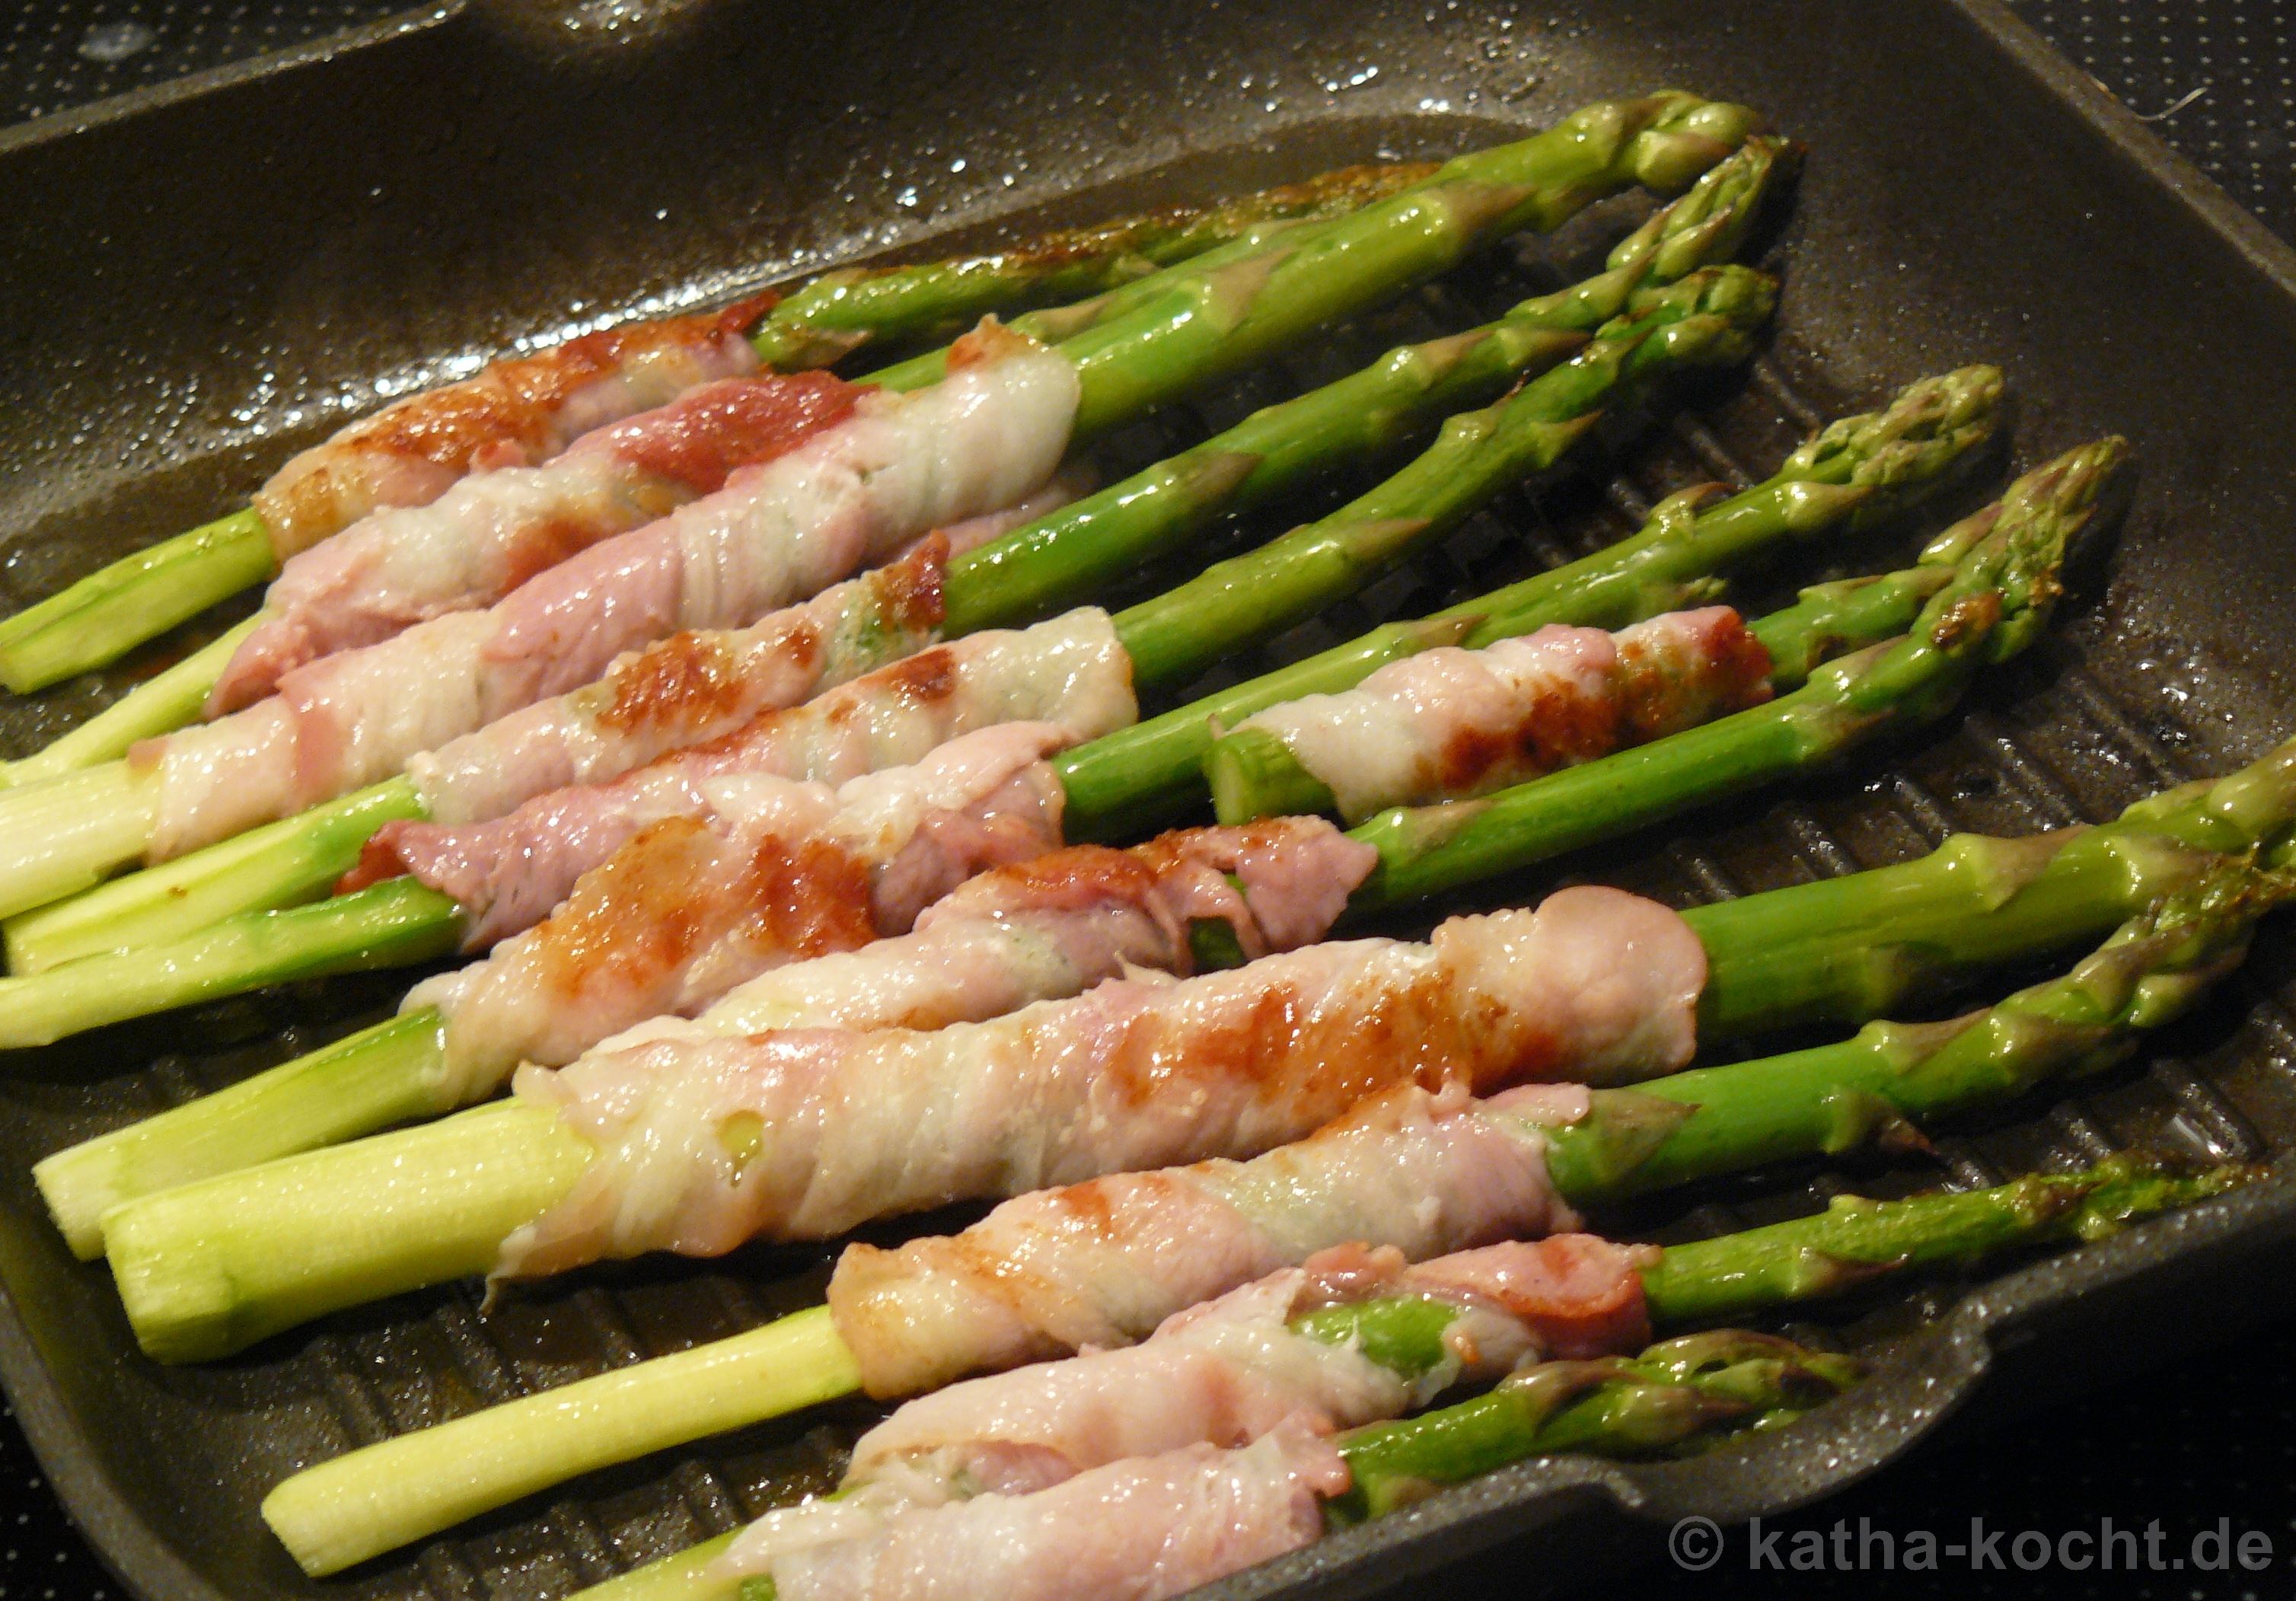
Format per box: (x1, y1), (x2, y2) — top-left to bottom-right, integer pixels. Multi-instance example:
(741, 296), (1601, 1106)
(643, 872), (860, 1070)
(1344, 439), (2124, 911)
(1549, 859), (2294, 1202)
(1053, 362), (2007, 839)
(0, 96), (1760, 930)
(1334, 1156), (2248, 1522)
(276, 1143), (2243, 1582)
(7, 146), (1795, 972)
(0, 619), (260, 789)
(0, 159), (1443, 697)
(0, 266), (1775, 1051)
(98, 794), (2284, 1370)
(745, 160), (1441, 368)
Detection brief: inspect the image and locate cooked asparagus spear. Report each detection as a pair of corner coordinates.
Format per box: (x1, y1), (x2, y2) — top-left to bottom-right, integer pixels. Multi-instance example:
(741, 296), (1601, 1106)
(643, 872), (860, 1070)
(0, 268), (1776, 1044)
(0, 159), (1442, 696)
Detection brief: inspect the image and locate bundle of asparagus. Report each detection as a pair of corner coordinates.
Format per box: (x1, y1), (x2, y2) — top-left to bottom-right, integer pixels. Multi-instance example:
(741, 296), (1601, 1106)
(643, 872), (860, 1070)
(0, 79), (2281, 1601)
(4, 134), (1797, 969)
(0, 90), (1757, 927)
(249, 851), (2286, 1571)
(30, 365), (2027, 1247)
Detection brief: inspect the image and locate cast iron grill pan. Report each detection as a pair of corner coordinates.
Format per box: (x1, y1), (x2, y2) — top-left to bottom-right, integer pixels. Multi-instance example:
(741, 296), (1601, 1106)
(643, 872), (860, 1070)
(2, 3), (2295, 1599)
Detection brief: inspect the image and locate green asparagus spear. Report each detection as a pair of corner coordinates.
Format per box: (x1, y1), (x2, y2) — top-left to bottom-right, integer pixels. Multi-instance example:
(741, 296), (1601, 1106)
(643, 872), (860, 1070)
(1335, 1156), (2245, 1522)
(1345, 439), (2123, 911)
(7, 145), (1796, 971)
(1054, 362), (2007, 839)
(1548, 860), (2293, 1202)
(745, 160), (1441, 368)
(0, 159), (1445, 697)
(0, 266), (1775, 1051)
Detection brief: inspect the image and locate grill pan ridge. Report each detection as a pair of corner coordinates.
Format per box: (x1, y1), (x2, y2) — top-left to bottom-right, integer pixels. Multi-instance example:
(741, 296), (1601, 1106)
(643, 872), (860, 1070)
(4, 2), (2296, 1599)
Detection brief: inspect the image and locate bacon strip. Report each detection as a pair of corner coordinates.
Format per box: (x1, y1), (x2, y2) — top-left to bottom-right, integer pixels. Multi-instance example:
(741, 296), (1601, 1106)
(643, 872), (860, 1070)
(495, 885), (1705, 1278)
(1232, 607), (1775, 823)
(828, 1081), (1572, 1399)
(841, 1238), (1648, 1494)
(251, 296), (776, 560)
(353, 608), (1136, 942)
(133, 334), (1080, 862)
(375, 474), (1081, 832)
(732, 1424), (1345, 1601)
(217, 373), (866, 709)
(601, 816), (1377, 1055)
(403, 722), (1079, 1102)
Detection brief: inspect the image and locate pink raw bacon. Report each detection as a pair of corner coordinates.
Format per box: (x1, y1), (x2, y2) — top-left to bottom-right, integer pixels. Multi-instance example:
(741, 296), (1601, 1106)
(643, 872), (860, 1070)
(251, 295), (777, 560)
(216, 372), (867, 708)
(828, 1080), (1575, 1398)
(842, 1237), (1649, 1494)
(596, 815), (1378, 1053)
(385, 473), (1082, 830)
(733, 1425), (1345, 1601)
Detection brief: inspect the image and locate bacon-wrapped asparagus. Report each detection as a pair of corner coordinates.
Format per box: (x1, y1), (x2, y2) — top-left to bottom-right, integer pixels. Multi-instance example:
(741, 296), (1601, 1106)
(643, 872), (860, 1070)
(0, 160), (1440, 695)
(0, 267), (1775, 1025)
(107, 883), (1709, 1359)
(35, 808), (1372, 1255)
(267, 1134), (2247, 1579)
(0, 90), (1750, 706)
(207, 371), (874, 710)
(11, 140), (1793, 959)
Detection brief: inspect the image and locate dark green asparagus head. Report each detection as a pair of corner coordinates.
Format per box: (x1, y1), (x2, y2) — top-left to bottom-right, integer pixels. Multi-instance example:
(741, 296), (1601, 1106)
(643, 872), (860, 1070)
(1500, 137), (1795, 337)
(1606, 265), (1779, 382)
(1598, 92), (1769, 194)
(1612, 135), (1800, 286)
(1827, 435), (2126, 716)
